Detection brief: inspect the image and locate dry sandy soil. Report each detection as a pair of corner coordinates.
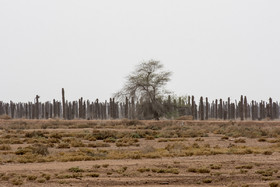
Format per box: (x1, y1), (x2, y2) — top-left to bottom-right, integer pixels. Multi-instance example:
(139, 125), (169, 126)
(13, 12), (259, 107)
(0, 119), (280, 187)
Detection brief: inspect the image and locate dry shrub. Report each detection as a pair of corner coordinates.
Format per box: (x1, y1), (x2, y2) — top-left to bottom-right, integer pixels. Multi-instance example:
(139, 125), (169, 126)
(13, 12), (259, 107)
(192, 143), (200, 148)
(27, 175), (37, 181)
(86, 173), (99, 177)
(227, 146), (253, 155)
(15, 147), (33, 155)
(71, 123), (92, 129)
(9, 138), (24, 144)
(41, 173), (51, 180)
(202, 179), (212, 183)
(103, 137), (116, 143)
(87, 142), (110, 148)
(234, 138), (246, 143)
(59, 154), (93, 162)
(102, 164), (109, 168)
(84, 134), (97, 141)
(151, 168), (179, 174)
(145, 136), (155, 140)
(144, 120), (174, 130)
(57, 143), (70, 149)
(70, 140), (85, 147)
(48, 138), (60, 143)
(11, 178), (23, 185)
(32, 144), (49, 156)
(0, 144), (11, 150)
(165, 143), (187, 156)
(269, 182), (279, 187)
(37, 178), (46, 183)
(144, 124), (162, 130)
(256, 169), (274, 177)
(1, 174), (10, 181)
(17, 153), (39, 163)
(116, 138), (139, 147)
(0, 114), (11, 120)
(187, 167), (210, 173)
(236, 165), (253, 169)
(176, 115), (193, 120)
(141, 145), (156, 154)
(58, 148), (108, 162)
(165, 143), (187, 151)
(137, 168), (151, 173)
(221, 136), (229, 140)
(25, 131), (46, 138)
(195, 138), (204, 141)
(269, 139), (280, 143)
(121, 119), (144, 126)
(128, 152), (141, 159)
(215, 123), (273, 138)
(49, 133), (62, 139)
(56, 173), (82, 179)
(263, 151), (273, 155)
(68, 167), (84, 173)
(258, 138), (267, 142)
(92, 130), (117, 140)
(15, 144), (49, 156)
(158, 138), (185, 142)
(74, 133), (87, 138)
(210, 164), (221, 170)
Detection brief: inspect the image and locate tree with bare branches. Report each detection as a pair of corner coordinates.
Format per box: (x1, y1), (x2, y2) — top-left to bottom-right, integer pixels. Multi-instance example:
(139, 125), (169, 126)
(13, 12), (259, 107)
(114, 60), (172, 120)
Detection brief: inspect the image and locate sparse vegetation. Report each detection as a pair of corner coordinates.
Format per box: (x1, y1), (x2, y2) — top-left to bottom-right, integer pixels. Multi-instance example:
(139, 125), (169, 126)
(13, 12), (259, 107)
(151, 168), (179, 174)
(102, 164), (109, 168)
(116, 138), (139, 147)
(86, 173), (99, 177)
(256, 169), (274, 177)
(37, 178), (46, 183)
(11, 178), (23, 185)
(269, 182), (279, 187)
(202, 178), (212, 183)
(0, 144), (11, 150)
(0, 119), (280, 186)
(234, 138), (246, 143)
(137, 168), (151, 173)
(264, 151), (273, 155)
(187, 168), (210, 173)
(210, 164), (222, 170)
(0, 114), (11, 120)
(27, 175), (37, 181)
(258, 138), (267, 142)
(69, 167), (84, 173)
(236, 165), (253, 169)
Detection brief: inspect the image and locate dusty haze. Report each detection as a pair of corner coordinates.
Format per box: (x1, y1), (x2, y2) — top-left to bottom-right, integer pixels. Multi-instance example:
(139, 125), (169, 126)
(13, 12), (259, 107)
(0, 0), (279, 102)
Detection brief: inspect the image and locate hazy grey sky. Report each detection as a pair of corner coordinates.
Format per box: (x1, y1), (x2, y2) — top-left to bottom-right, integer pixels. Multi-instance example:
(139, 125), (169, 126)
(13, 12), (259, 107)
(1, 0), (279, 103)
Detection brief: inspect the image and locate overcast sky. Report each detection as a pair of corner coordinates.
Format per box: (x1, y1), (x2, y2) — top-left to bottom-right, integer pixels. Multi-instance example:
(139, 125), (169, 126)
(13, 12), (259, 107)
(0, 0), (279, 103)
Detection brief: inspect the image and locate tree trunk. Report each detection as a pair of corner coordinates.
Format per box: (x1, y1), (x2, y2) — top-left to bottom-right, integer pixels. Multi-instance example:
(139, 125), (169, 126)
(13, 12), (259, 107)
(62, 88), (66, 119)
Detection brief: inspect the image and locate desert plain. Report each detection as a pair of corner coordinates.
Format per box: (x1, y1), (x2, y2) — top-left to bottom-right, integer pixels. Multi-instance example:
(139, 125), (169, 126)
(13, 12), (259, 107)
(0, 119), (280, 187)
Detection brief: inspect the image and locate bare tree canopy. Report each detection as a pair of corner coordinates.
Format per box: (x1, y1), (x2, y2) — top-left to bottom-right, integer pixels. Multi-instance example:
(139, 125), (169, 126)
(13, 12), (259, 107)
(114, 60), (172, 119)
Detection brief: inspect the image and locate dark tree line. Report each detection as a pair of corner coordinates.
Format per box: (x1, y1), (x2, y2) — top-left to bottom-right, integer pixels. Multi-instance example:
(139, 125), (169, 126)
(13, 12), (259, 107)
(0, 91), (279, 120)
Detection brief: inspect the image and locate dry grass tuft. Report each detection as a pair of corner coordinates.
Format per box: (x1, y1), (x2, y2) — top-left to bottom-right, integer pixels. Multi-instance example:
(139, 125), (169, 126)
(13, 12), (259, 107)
(0, 144), (11, 150)
(0, 114), (11, 120)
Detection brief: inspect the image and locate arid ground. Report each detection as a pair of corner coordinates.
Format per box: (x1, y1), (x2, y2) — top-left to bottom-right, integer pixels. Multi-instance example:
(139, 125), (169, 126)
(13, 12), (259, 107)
(0, 119), (280, 187)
